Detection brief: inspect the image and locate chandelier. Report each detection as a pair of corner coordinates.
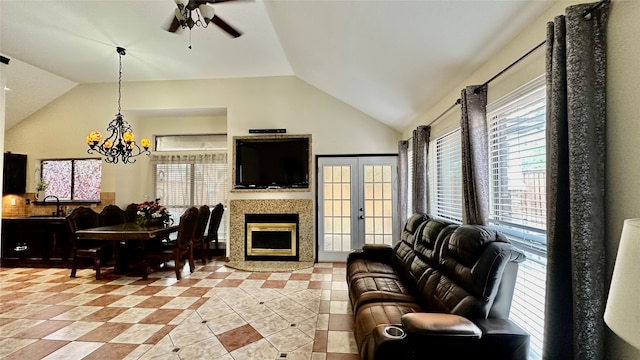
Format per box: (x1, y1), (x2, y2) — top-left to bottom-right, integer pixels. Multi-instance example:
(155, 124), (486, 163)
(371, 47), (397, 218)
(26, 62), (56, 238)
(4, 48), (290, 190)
(87, 47), (150, 164)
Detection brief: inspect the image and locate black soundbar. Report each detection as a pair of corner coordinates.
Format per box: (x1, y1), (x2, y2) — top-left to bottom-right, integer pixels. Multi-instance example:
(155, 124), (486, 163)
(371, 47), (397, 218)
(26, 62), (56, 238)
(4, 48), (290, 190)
(248, 129), (286, 134)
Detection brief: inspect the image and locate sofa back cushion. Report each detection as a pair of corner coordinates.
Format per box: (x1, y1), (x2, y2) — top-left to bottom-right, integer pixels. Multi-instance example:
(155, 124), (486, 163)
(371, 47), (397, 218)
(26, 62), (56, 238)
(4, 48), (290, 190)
(400, 213), (427, 245)
(390, 214), (428, 277)
(416, 225), (523, 319)
(414, 219), (453, 265)
(389, 218), (453, 293)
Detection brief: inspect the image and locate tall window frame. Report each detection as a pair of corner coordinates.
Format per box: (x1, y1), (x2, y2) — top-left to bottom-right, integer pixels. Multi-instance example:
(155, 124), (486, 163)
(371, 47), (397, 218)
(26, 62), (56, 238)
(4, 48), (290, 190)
(427, 129), (462, 223)
(486, 75), (546, 360)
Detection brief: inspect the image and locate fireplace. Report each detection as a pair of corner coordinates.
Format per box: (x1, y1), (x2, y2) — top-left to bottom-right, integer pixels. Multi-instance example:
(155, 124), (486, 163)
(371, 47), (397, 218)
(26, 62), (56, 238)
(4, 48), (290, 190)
(230, 199), (313, 263)
(245, 214), (299, 261)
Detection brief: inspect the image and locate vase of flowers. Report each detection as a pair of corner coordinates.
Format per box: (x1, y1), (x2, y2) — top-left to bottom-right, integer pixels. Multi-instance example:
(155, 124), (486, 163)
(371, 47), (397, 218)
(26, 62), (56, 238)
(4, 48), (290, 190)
(35, 179), (48, 200)
(136, 201), (172, 226)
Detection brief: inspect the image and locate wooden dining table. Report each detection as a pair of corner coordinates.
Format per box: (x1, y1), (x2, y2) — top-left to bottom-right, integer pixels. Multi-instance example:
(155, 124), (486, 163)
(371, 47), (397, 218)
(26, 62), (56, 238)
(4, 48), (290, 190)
(75, 222), (179, 279)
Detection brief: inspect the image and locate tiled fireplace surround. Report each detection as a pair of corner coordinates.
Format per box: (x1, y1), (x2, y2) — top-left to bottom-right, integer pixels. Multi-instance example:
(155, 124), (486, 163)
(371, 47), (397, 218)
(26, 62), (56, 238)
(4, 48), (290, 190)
(229, 199), (314, 262)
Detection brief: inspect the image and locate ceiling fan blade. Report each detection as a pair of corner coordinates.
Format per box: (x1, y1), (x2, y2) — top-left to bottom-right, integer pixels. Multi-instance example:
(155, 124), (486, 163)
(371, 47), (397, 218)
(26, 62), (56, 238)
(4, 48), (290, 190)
(165, 16), (181, 33)
(205, 0), (241, 3)
(211, 15), (242, 38)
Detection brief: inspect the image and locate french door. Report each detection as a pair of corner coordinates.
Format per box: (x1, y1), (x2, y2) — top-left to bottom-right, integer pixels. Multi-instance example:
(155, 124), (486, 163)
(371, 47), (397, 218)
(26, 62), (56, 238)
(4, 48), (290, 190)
(317, 156), (398, 262)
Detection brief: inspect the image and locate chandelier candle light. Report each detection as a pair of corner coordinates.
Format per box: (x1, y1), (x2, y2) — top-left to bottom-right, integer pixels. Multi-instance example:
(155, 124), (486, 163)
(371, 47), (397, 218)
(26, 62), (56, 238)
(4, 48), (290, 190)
(87, 47), (150, 164)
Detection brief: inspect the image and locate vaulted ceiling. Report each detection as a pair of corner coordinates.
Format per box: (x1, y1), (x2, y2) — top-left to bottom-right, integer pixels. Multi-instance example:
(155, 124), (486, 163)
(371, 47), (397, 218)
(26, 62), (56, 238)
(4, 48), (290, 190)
(0, 0), (554, 131)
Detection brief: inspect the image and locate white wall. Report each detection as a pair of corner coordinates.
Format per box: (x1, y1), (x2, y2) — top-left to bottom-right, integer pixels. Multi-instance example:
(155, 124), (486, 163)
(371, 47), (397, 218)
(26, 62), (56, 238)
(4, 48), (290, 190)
(4, 75), (400, 207)
(402, 1), (640, 358)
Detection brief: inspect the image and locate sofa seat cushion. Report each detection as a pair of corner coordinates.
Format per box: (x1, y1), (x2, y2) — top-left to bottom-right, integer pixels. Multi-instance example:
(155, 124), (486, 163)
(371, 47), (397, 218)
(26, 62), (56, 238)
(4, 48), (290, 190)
(354, 301), (423, 351)
(347, 258), (398, 283)
(349, 273), (416, 310)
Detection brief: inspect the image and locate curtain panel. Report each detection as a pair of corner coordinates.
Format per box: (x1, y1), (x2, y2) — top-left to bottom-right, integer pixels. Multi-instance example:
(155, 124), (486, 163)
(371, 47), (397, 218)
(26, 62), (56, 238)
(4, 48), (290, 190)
(544, 2), (609, 360)
(397, 140), (409, 231)
(460, 85), (489, 225)
(412, 125), (430, 215)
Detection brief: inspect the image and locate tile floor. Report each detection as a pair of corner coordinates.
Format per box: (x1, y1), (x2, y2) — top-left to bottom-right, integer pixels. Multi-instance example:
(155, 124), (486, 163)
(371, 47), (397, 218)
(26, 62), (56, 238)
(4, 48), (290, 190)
(0, 260), (358, 360)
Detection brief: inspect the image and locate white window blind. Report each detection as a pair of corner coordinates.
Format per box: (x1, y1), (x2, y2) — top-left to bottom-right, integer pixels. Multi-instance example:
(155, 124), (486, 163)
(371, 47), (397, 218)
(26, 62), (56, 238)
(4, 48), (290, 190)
(152, 153), (228, 241)
(428, 129), (462, 223)
(487, 75), (546, 360)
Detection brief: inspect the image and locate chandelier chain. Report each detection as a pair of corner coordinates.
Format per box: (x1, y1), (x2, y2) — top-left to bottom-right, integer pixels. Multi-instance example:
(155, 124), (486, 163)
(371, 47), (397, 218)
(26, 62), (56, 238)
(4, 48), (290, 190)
(117, 50), (122, 114)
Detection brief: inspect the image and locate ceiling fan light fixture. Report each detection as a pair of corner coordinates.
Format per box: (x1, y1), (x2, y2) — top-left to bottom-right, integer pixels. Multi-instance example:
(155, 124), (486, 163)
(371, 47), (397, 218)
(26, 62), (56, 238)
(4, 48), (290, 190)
(199, 4), (215, 21)
(174, 0), (189, 8)
(174, 8), (186, 21)
(164, 0), (242, 39)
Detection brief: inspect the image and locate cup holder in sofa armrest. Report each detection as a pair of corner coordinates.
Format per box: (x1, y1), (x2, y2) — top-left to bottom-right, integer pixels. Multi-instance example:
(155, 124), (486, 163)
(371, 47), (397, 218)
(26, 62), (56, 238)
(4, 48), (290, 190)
(383, 325), (406, 339)
(401, 313), (482, 338)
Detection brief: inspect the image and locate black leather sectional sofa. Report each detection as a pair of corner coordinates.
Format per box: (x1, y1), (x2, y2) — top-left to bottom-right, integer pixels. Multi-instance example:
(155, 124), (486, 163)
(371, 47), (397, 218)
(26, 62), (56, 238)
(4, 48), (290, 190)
(346, 214), (530, 360)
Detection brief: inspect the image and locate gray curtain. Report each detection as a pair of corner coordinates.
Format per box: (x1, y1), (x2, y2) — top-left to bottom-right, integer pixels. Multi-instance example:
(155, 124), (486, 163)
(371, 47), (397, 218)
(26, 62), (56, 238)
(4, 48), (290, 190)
(412, 125), (430, 215)
(460, 85), (489, 225)
(544, 2), (609, 360)
(397, 140), (409, 230)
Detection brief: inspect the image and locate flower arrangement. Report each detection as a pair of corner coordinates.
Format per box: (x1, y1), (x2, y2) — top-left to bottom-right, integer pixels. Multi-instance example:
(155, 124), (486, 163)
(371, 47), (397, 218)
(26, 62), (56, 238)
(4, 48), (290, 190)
(136, 201), (171, 225)
(36, 179), (49, 192)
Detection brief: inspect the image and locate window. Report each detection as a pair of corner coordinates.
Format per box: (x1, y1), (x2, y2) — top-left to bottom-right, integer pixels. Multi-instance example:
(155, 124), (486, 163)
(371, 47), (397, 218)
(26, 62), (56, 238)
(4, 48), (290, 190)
(152, 154), (228, 241)
(428, 129), (462, 223)
(41, 159), (102, 201)
(487, 76), (546, 360)
(155, 134), (227, 152)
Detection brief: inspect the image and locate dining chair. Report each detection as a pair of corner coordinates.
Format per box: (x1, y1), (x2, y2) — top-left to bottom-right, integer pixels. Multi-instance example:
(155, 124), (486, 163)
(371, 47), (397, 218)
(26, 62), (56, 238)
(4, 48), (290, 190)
(99, 204), (127, 225)
(142, 207), (198, 280)
(125, 203), (139, 222)
(192, 205), (211, 264)
(68, 206), (110, 280)
(100, 204), (135, 273)
(204, 203), (224, 260)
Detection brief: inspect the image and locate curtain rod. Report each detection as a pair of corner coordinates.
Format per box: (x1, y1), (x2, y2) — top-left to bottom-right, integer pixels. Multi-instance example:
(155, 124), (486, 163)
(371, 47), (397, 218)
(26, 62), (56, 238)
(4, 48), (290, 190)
(474, 0), (609, 93)
(475, 39), (546, 93)
(424, 0), (610, 124)
(583, 0), (610, 18)
(426, 98), (461, 126)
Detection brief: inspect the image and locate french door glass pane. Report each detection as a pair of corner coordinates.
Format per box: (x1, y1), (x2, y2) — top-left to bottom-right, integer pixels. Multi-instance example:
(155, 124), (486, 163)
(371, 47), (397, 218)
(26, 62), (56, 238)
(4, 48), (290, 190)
(322, 165), (352, 252)
(363, 164), (394, 245)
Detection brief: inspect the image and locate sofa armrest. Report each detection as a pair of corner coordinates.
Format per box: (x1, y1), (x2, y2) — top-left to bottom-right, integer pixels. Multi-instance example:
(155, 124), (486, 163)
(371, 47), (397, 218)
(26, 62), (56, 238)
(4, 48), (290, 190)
(362, 243), (393, 252)
(347, 243), (393, 263)
(472, 319), (530, 360)
(401, 313), (481, 338)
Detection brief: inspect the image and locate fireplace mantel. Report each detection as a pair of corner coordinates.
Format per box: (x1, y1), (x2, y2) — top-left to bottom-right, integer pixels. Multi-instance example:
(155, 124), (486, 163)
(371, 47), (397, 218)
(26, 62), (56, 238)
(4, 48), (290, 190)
(229, 199), (314, 262)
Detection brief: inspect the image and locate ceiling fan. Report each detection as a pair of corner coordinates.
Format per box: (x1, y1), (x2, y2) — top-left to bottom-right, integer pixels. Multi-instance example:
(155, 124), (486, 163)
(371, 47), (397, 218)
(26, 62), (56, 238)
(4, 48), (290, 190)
(165, 0), (242, 38)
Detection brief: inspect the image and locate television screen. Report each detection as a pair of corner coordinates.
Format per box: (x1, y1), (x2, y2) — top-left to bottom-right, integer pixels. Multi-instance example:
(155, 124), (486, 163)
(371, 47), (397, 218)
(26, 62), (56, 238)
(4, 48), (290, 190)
(235, 137), (310, 189)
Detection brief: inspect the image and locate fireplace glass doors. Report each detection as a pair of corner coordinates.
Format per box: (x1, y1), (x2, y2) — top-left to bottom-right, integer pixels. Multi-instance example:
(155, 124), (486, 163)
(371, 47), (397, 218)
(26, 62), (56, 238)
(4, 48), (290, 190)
(245, 214), (299, 261)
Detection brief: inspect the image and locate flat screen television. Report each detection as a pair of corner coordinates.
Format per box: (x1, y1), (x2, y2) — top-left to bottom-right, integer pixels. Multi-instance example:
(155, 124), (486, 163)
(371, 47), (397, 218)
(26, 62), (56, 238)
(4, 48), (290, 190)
(234, 136), (310, 189)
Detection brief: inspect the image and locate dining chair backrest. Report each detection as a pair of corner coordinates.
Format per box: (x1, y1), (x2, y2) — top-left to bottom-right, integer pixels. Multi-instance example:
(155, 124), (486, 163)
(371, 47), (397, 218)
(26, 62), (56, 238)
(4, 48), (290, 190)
(99, 205), (127, 226)
(68, 206), (100, 234)
(177, 207), (199, 249)
(194, 205), (211, 241)
(125, 203), (139, 222)
(207, 203), (224, 239)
